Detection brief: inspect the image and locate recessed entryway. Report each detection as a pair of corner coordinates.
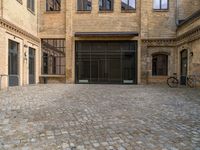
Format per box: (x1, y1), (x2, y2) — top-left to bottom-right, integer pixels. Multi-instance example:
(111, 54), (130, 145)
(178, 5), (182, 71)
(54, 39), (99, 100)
(8, 40), (19, 86)
(75, 41), (138, 84)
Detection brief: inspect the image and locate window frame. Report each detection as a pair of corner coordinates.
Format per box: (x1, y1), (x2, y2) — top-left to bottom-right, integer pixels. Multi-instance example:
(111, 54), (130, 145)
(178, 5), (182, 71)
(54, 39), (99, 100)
(77, 0), (92, 12)
(99, 0), (114, 12)
(153, 0), (169, 11)
(152, 54), (168, 76)
(121, 0), (136, 12)
(41, 39), (66, 75)
(27, 0), (35, 13)
(46, 0), (61, 12)
(16, 0), (23, 4)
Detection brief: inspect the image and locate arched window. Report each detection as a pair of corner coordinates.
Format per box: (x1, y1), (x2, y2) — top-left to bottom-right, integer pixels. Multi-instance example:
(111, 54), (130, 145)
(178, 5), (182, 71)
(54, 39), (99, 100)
(152, 54), (168, 76)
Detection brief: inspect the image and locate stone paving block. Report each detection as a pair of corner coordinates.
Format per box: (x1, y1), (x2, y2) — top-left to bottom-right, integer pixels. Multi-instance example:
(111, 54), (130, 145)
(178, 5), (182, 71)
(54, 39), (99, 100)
(0, 84), (200, 149)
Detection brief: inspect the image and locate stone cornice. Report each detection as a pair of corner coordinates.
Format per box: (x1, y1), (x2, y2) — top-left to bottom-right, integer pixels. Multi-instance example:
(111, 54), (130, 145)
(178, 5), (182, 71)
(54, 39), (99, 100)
(0, 17), (40, 43)
(142, 25), (200, 47)
(142, 38), (176, 47)
(177, 25), (200, 46)
(178, 9), (200, 28)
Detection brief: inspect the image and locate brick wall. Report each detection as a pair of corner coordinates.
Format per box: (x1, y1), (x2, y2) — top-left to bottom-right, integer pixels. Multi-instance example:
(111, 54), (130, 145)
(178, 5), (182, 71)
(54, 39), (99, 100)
(141, 0), (177, 39)
(38, 0), (200, 84)
(39, 0), (66, 38)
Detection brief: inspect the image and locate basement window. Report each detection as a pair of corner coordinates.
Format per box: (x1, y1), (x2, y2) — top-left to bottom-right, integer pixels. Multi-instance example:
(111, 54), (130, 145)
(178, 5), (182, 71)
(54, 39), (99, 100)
(121, 0), (136, 11)
(99, 0), (113, 12)
(153, 0), (168, 10)
(77, 0), (92, 11)
(27, 0), (35, 12)
(46, 0), (61, 11)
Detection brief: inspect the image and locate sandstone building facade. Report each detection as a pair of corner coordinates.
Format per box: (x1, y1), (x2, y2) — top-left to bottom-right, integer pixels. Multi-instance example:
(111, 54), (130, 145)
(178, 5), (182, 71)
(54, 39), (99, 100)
(0, 0), (200, 88)
(0, 0), (40, 89)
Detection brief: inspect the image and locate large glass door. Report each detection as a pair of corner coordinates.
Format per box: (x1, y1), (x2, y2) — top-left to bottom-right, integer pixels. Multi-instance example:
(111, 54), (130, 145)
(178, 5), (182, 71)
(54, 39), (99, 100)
(8, 40), (19, 86)
(76, 41), (137, 84)
(107, 42), (121, 83)
(29, 47), (35, 84)
(76, 42), (90, 83)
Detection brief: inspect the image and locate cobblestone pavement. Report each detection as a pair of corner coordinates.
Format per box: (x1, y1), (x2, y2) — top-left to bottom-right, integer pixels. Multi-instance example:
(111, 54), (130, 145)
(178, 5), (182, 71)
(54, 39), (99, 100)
(0, 84), (200, 150)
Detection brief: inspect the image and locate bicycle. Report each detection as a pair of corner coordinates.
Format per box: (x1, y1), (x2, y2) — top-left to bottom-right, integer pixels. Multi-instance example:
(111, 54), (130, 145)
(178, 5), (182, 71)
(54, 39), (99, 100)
(167, 73), (195, 88)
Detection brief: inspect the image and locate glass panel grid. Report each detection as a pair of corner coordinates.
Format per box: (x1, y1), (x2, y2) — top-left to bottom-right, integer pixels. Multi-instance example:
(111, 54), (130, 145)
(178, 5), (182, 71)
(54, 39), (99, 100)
(76, 41), (137, 84)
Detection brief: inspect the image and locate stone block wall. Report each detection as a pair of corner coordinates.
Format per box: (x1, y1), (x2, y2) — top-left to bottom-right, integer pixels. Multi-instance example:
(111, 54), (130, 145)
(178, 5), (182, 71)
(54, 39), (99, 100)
(39, 0), (66, 38)
(38, 0), (200, 85)
(0, 0), (40, 89)
(141, 0), (177, 39)
(3, 0), (38, 36)
(178, 0), (200, 20)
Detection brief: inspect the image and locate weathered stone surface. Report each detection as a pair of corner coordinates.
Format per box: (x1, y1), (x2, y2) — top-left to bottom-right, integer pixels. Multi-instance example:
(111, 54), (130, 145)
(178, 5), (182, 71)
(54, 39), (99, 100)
(0, 84), (200, 149)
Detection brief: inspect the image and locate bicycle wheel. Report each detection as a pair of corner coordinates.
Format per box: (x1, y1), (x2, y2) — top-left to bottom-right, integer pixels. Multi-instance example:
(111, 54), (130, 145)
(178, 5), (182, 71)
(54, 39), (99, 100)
(167, 77), (178, 88)
(187, 77), (195, 88)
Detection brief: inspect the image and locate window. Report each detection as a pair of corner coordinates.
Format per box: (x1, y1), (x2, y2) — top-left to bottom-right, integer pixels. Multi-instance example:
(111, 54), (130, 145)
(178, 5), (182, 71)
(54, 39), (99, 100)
(121, 0), (136, 11)
(46, 0), (61, 11)
(77, 0), (92, 11)
(27, 0), (35, 12)
(99, 0), (113, 11)
(152, 54), (168, 76)
(153, 0), (168, 10)
(41, 39), (66, 75)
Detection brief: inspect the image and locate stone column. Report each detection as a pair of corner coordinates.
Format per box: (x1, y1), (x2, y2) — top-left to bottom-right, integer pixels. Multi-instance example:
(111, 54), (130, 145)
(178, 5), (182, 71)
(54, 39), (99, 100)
(141, 42), (149, 84)
(65, 0), (74, 83)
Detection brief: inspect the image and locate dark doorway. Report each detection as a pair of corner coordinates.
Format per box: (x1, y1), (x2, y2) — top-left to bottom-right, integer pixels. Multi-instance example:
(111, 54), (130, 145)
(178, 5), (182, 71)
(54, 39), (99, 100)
(29, 47), (35, 84)
(75, 41), (137, 84)
(180, 50), (188, 85)
(43, 52), (48, 74)
(152, 54), (168, 76)
(8, 40), (19, 86)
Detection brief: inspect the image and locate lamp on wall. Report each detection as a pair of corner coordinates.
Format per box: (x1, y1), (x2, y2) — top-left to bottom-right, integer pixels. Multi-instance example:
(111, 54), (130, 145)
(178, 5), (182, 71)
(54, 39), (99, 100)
(24, 51), (28, 61)
(190, 52), (194, 57)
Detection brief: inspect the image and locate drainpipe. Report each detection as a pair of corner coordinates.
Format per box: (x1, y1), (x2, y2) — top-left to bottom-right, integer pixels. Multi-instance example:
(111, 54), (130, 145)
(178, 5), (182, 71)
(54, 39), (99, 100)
(175, 0), (179, 25)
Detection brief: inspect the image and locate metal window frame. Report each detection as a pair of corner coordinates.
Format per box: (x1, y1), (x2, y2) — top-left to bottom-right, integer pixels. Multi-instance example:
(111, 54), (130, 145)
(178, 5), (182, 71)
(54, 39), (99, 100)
(41, 39), (66, 75)
(121, 0), (136, 11)
(75, 41), (138, 84)
(153, 0), (169, 11)
(77, 0), (92, 11)
(27, 0), (35, 13)
(152, 54), (168, 76)
(99, 0), (114, 11)
(46, 0), (61, 11)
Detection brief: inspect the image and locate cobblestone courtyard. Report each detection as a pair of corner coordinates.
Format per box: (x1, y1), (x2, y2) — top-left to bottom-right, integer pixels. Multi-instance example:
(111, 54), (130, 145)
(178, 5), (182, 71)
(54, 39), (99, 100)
(0, 84), (200, 150)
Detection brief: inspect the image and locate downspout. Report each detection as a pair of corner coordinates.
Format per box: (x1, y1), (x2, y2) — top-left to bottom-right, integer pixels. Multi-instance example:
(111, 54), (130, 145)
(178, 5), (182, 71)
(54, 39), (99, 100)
(175, 0), (179, 25)
(175, 0), (179, 77)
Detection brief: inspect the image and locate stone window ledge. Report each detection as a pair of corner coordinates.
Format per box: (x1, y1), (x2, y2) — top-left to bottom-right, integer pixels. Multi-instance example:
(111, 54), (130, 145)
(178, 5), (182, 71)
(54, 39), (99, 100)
(76, 10), (91, 14)
(44, 11), (61, 14)
(153, 9), (169, 12)
(121, 10), (136, 13)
